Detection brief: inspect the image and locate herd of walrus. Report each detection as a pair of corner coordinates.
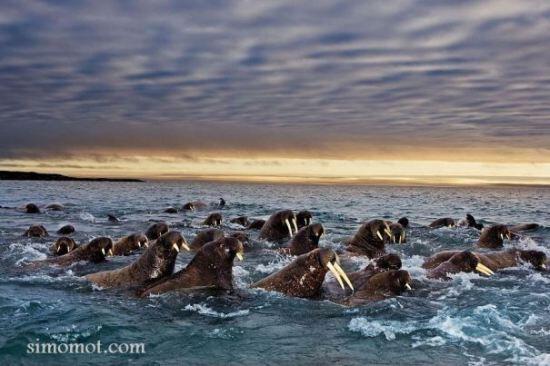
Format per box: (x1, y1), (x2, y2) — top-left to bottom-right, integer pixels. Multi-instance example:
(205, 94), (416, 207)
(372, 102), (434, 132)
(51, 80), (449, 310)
(5, 200), (548, 306)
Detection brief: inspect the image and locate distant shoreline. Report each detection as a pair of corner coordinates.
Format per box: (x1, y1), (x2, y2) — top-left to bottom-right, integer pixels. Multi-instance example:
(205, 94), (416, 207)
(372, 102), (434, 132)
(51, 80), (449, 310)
(0, 171), (144, 182)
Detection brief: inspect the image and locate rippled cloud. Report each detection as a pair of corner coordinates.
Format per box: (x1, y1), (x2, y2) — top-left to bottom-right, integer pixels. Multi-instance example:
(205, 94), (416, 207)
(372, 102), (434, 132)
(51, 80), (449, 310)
(0, 0), (549, 163)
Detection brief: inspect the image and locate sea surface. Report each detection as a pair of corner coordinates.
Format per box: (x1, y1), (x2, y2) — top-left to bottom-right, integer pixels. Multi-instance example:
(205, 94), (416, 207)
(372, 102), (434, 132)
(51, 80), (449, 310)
(0, 181), (549, 366)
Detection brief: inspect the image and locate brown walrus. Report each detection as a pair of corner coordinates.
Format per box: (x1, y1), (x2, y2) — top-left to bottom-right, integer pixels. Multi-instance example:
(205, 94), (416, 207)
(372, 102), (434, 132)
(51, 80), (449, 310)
(387, 222), (406, 244)
(278, 223), (324, 256)
(164, 207), (178, 214)
(31, 237), (114, 267)
(49, 237), (78, 256)
(252, 248), (353, 298)
(323, 253), (402, 300)
(426, 251), (494, 280)
(182, 201), (207, 211)
(344, 270), (412, 305)
(477, 224), (512, 249)
(259, 210), (298, 241)
(397, 217), (409, 228)
(429, 218), (455, 228)
(46, 203), (64, 211)
(86, 231), (190, 289)
(57, 224), (75, 235)
(422, 249), (547, 271)
(137, 237), (244, 297)
(346, 219), (392, 258)
(145, 222), (169, 241)
(203, 212), (222, 227)
(247, 219), (266, 230)
(458, 214), (484, 230)
(509, 223), (540, 232)
(230, 216), (250, 227)
(296, 210), (313, 229)
(25, 203), (40, 214)
(112, 233), (149, 256)
(23, 224), (48, 238)
(190, 228), (225, 251)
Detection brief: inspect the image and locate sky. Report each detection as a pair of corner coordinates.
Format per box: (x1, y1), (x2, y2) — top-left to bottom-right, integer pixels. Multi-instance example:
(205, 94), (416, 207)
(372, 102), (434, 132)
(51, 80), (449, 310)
(0, 0), (549, 184)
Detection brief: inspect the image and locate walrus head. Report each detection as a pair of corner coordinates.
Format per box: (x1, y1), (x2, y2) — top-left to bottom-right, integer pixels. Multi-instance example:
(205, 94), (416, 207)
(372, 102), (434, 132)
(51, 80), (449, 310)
(374, 253), (402, 270)
(51, 237), (78, 256)
(259, 209), (298, 241)
(24, 224), (48, 238)
(466, 214), (484, 230)
(519, 250), (547, 271)
(25, 203), (40, 214)
(388, 223), (406, 244)
(362, 270), (413, 296)
(85, 237), (115, 263)
(296, 210), (313, 229)
(448, 251), (494, 276)
(57, 224), (75, 235)
(230, 216), (250, 226)
(285, 223), (324, 256)
(253, 248), (353, 298)
(346, 219), (392, 257)
(203, 212), (222, 227)
(397, 217), (409, 228)
(477, 224), (512, 249)
(145, 222), (169, 241)
(429, 217), (456, 228)
(157, 231), (190, 253)
(128, 233), (150, 249)
(229, 231), (250, 248)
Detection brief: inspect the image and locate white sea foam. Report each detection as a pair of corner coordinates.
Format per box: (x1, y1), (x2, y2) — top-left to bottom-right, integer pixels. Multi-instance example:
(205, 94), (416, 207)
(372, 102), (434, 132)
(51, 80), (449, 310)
(184, 303), (250, 318)
(255, 256), (293, 274)
(79, 212), (95, 222)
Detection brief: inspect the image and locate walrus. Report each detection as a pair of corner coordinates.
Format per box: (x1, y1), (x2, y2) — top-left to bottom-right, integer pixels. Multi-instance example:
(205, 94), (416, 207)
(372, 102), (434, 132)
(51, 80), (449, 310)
(23, 224), (48, 238)
(137, 237), (244, 297)
(429, 218), (455, 228)
(107, 214), (120, 223)
(296, 210), (313, 229)
(509, 223), (540, 232)
(46, 203), (64, 211)
(203, 213), (222, 227)
(477, 224), (512, 249)
(112, 233), (149, 256)
(346, 219), (392, 258)
(190, 228), (225, 251)
(426, 251), (494, 280)
(252, 248), (353, 298)
(182, 201), (207, 211)
(219, 198), (226, 208)
(164, 207), (178, 214)
(259, 210), (298, 241)
(230, 216), (250, 227)
(344, 270), (412, 305)
(31, 237), (114, 267)
(422, 249), (547, 271)
(278, 223), (324, 256)
(388, 223), (406, 244)
(323, 253), (402, 299)
(462, 214), (484, 230)
(25, 203), (40, 214)
(247, 219), (266, 230)
(86, 231), (190, 288)
(397, 217), (409, 228)
(145, 222), (169, 241)
(57, 224), (75, 235)
(49, 237), (78, 256)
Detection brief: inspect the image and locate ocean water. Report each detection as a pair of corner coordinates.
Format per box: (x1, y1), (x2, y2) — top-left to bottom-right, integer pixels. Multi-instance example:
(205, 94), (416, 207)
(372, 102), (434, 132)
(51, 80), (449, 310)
(0, 181), (549, 366)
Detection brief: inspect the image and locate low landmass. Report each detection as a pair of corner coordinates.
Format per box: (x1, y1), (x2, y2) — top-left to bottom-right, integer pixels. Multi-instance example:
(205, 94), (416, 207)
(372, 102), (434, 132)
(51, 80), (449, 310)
(0, 171), (144, 182)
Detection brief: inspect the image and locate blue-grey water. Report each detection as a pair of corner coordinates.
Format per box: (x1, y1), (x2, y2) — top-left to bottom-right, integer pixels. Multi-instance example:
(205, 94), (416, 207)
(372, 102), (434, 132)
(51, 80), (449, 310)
(0, 181), (549, 365)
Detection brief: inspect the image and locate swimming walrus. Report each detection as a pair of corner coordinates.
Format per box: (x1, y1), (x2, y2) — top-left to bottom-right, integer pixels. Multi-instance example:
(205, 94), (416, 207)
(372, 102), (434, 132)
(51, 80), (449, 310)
(190, 228), (225, 251)
(31, 237), (114, 267)
(46, 203), (64, 211)
(323, 253), (402, 300)
(429, 218), (455, 228)
(247, 219), (266, 230)
(25, 203), (40, 214)
(182, 201), (207, 211)
(164, 207), (178, 214)
(296, 210), (313, 229)
(137, 237), (244, 297)
(57, 224), (75, 235)
(49, 237), (78, 256)
(203, 212), (222, 227)
(422, 249), (547, 271)
(23, 224), (48, 238)
(230, 216), (250, 227)
(458, 214), (484, 230)
(426, 251), (494, 280)
(345, 219), (392, 258)
(508, 223), (540, 232)
(343, 270), (412, 305)
(477, 224), (512, 249)
(218, 198), (226, 208)
(112, 233), (149, 256)
(86, 231), (190, 289)
(397, 217), (409, 228)
(259, 210), (298, 241)
(107, 214), (120, 223)
(278, 223), (324, 256)
(387, 222), (406, 244)
(145, 222), (169, 241)
(252, 248), (353, 299)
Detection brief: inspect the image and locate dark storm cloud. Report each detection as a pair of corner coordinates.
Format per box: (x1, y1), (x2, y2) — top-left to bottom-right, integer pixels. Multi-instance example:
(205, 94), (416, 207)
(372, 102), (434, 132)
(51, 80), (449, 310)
(0, 0), (549, 160)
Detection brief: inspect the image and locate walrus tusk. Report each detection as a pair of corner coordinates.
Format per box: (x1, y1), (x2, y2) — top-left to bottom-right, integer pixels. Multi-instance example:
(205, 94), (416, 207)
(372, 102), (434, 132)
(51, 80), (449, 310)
(285, 219), (293, 237)
(333, 262), (354, 291)
(500, 233), (504, 240)
(399, 234), (403, 244)
(506, 232), (511, 240)
(405, 283), (412, 291)
(108, 248), (114, 256)
(172, 243), (180, 253)
(475, 263), (494, 276)
(236, 252), (244, 261)
(101, 248), (106, 256)
(541, 264), (547, 269)
(292, 218), (298, 234)
(384, 228), (392, 238)
(56, 245), (61, 253)
(327, 262), (345, 290)
(307, 218), (311, 225)
(181, 242), (190, 251)
(143, 242), (149, 248)
(376, 230), (384, 241)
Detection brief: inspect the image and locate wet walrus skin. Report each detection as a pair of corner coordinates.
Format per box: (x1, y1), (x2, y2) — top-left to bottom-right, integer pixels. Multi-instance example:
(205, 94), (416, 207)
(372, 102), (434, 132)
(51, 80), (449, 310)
(31, 237), (114, 267)
(49, 237), (78, 256)
(190, 228), (225, 251)
(278, 223), (324, 256)
(387, 222), (406, 244)
(23, 224), (48, 238)
(429, 218), (456, 228)
(477, 224), (512, 249)
(145, 222), (169, 241)
(137, 237), (244, 297)
(247, 219), (266, 230)
(296, 210), (313, 229)
(86, 231), (189, 289)
(259, 210), (298, 242)
(25, 203), (40, 214)
(343, 270), (412, 305)
(252, 248), (353, 299)
(182, 201), (207, 211)
(57, 224), (75, 235)
(422, 249), (547, 271)
(426, 251), (494, 280)
(346, 219), (392, 258)
(203, 212), (222, 227)
(230, 216), (250, 227)
(112, 233), (149, 256)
